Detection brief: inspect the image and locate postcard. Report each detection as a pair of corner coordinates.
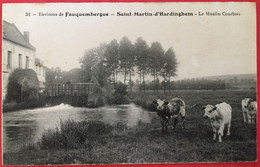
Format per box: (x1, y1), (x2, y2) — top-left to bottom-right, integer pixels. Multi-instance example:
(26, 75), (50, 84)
(1, 2), (258, 166)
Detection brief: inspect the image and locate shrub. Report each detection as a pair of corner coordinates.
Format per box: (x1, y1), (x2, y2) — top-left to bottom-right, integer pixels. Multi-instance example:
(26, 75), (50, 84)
(40, 119), (113, 150)
(96, 96), (106, 107)
(108, 82), (130, 105)
(6, 69), (39, 103)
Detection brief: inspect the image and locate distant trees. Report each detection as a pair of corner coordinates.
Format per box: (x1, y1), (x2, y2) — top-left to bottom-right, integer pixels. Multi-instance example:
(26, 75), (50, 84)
(104, 39), (119, 83)
(149, 42), (165, 93)
(79, 36), (178, 93)
(143, 78), (226, 91)
(46, 67), (83, 83)
(118, 37), (135, 92)
(135, 37), (149, 92)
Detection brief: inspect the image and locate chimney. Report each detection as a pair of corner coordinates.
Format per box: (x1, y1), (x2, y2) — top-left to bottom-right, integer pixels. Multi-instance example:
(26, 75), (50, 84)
(24, 31), (30, 42)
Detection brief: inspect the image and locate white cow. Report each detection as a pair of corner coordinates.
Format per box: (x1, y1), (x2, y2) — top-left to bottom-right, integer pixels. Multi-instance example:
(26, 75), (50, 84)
(203, 102), (232, 142)
(241, 98), (257, 124)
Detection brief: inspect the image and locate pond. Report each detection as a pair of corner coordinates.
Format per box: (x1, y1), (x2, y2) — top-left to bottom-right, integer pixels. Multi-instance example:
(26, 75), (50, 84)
(2, 103), (155, 153)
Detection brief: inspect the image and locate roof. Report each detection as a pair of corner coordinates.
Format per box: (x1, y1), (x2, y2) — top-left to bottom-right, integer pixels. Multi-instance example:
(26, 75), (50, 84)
(3, 20), (36, 51)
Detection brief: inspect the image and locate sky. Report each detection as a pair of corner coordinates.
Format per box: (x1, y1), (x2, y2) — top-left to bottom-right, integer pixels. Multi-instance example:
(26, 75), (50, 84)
(2, 2), (257, 80)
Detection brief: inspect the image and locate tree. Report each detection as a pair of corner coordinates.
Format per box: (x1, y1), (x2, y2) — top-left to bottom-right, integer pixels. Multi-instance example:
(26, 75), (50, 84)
(161, 47), (178, 92)
(104, 39), (119, 84)
(80, 44), (111, 90)
(118, 37), (135, 93)
(148, 42), (164, 93)
(134, 37), (149, 92)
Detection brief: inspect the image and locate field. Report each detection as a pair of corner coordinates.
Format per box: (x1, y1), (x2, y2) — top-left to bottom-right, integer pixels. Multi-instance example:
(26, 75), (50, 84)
(3, 89), (257, 165)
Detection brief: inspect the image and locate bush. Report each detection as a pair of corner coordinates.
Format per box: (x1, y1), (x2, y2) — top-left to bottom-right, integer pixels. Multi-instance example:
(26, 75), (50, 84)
(108, 82), (130, 105)
(6, 69), (39, 103)
(40, 119), (113, 150)
(114, 83), (128, 96)
(96, 96), (106, 107)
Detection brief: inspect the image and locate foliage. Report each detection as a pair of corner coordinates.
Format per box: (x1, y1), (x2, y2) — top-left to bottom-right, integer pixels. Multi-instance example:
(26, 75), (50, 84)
(108, 82), (130, 105)
(134, 37), (150, 92)
(161, 47), (178, 80)
(148, 42), (165, 93)
(78, 37), (179, 94)
(6, 69), (39, 103)
(40, 119), (113, 150)
(118, 36), (135, 86)
(104, 39), (120, 83)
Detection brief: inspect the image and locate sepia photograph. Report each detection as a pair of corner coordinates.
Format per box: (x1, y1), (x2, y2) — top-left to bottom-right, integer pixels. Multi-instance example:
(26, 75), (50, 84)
(1, 2), (258, 166)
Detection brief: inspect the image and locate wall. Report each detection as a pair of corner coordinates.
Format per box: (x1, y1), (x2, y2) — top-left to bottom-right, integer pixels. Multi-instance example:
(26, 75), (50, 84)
(2, 39), (46, 100)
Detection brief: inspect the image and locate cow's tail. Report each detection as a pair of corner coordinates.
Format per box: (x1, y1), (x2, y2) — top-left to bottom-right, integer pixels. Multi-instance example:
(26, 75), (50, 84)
(186, 104), (198, 109)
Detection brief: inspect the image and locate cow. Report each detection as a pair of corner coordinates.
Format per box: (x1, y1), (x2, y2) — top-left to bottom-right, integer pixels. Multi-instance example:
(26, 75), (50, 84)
(153, 98), (186, 132)
(203, 102), (232, 142)
(241, 98), (257, 124)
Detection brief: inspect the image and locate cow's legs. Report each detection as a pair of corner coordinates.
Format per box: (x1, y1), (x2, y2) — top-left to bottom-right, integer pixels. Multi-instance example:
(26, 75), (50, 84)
(161, 117), (169, 132)
(247, 112), (252, 124)
(213, 132), (217, 141)
(251, 113), (256, 124)
(227, 121), (231, 136)
(172, 117), (178, 130)
(211, 125), (217, 141)
(218, 123), (225, 142)
(242, 109), (247, 123)
(181, 116), (185, 129)
(160, 118), (165, 132)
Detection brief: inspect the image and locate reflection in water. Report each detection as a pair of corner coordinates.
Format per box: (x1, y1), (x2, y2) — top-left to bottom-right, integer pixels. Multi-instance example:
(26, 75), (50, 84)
(3, 103), (154, 153)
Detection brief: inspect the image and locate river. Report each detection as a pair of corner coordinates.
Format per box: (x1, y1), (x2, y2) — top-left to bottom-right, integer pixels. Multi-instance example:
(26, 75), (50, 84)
(2, 103), (154, 153)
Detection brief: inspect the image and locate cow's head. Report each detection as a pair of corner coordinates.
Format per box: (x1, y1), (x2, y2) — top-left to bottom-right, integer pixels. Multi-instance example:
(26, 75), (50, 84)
(152, 99), (169, 111)
(202, 105), (217, 119)
(242, 98), (254, 108)
(246, 98), (254, 108)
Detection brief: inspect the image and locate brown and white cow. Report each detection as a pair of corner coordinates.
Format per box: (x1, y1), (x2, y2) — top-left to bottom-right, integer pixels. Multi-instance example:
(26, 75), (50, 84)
(153, 98), (186, 132)
(203, 102), (232, 142)
(241, 98), (257, 124)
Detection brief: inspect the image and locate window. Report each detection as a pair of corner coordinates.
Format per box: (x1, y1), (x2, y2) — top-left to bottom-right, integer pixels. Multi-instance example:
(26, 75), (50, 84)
(26, 56), (29, 69)
(7, 51), (12, 69)
(18, 54), (22, 69)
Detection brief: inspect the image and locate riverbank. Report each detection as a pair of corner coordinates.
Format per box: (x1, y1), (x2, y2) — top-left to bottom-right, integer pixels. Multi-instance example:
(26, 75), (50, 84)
(4, 105), (256, 164)
(3, 98), (46, 113)
(3, 89), (257, 165)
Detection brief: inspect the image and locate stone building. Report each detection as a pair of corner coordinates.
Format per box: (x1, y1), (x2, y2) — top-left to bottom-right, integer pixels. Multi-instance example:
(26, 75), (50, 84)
(2, 20), (46, 100)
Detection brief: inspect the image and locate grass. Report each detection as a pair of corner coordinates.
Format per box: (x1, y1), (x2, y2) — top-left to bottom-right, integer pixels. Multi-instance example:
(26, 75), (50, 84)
(3, 89), (257, 165)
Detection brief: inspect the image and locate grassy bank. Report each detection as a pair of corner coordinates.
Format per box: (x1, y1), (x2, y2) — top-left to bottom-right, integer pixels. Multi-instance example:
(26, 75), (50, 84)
(3, 89), (257, 165)
(3, 96), (46, 113)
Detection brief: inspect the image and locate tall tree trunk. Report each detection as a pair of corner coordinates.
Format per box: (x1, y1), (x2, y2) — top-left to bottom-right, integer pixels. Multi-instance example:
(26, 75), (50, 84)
(115, 70), (118, 83)
(113, 71), (116, 84)
(154, 69), (156, 93)
(143, 71), (145, 93)
(124, 67), (127, 84)
(169, 75), (171, 93)
(139, 69), (142, 92)
(129, 69), (132, 93)
(156, 69), (159, 94)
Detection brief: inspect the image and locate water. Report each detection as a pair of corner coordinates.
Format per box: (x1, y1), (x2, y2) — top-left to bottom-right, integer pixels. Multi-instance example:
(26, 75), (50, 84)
(2, 103), (154, 153)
